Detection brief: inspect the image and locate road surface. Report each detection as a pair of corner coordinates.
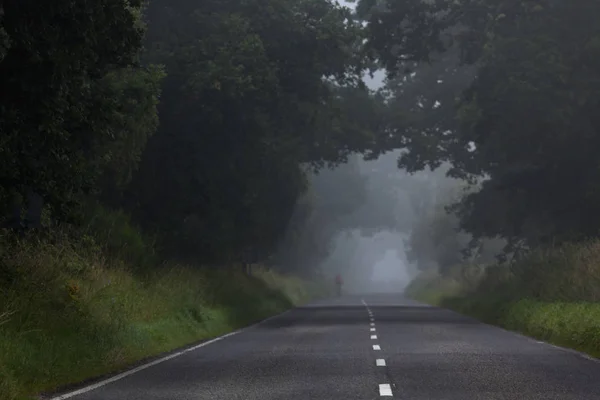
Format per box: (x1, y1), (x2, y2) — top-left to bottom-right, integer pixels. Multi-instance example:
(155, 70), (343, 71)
(52, 294), (600, 399)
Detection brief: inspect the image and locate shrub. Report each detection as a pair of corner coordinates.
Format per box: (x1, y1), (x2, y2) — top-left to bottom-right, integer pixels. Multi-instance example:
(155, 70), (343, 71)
(0, 209), (320, 400)
(407, 239), (600, 359)
(80, 201), (157, 270)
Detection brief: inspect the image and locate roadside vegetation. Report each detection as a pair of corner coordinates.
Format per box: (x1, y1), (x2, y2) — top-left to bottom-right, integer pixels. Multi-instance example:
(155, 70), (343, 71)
(0, 206), (322, 400)
(406, 241), (600, 358)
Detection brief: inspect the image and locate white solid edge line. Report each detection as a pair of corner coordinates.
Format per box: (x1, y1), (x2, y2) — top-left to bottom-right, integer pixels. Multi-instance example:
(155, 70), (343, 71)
(581, 353), (599, 362)
(470, 311), (600, 364)
(538, 340), (600, 362)
(529, 338), (600, 363)
(371, 335), (377, 339)
(379, 383), (393, 396)
(50, 308), (294, 400)
(376, 359), (386, 366)
(373, 344), (381, 350)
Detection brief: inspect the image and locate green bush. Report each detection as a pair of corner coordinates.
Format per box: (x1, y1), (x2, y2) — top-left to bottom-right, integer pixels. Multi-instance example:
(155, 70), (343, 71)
(0, 209), (320, 400)
(81, 201), (157, 270)
(406, 240), (600, 359)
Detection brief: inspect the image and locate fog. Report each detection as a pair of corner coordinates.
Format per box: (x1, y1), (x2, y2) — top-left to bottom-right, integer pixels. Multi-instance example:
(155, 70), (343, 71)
(322, 228), (412, 293)
(316, 0), (410, 291)
(301, 149), (460, 294)
(273, 0), (473, 293)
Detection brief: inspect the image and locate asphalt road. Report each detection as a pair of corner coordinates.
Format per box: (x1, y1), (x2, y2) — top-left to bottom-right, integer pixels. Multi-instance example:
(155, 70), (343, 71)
(54, 294), (600, 399)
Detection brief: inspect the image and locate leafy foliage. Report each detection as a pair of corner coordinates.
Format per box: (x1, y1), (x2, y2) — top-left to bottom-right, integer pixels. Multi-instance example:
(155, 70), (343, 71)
(450, 0), (600, 245)
(0, 0), (393, 268)
(0, 0), (162, 220)
(124, 0), (384, 263)
(11, 0), (595, 277)
(363, 0), (600, 248)
(356, 0), (450, 75)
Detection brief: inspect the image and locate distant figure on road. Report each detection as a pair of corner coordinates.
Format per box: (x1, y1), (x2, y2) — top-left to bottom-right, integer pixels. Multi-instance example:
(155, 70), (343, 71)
(335, 274), (343, 297)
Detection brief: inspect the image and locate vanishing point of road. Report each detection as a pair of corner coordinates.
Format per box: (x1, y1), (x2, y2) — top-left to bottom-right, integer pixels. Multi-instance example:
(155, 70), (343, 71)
(51, 294), (600, 399)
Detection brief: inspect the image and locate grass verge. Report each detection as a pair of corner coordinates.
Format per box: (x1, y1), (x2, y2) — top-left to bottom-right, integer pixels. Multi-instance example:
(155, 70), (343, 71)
(0, 219), (323, 400)
(405, 241), (600, 360)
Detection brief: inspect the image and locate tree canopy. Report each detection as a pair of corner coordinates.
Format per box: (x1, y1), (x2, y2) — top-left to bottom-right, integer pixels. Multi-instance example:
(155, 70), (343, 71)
(125, 0), (386, 263)
(3, 0), (599, 274)
(0, 0), (389, 270)
(0, 0), (161, 220)
(360, 0), (600, 252)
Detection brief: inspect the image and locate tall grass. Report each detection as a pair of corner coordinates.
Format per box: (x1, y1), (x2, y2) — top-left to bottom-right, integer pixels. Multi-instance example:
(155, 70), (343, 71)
(80, 201), (158, 269)
(405, 240), (600, 359)
(0, 206), (322, 400)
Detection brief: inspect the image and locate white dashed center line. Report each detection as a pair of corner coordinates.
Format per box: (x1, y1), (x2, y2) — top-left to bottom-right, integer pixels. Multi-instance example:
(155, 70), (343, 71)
(379, 383), (393, 396)
(364, 300), (390, 396)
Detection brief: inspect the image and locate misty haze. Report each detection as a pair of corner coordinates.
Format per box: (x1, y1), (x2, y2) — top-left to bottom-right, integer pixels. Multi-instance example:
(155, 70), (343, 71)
(2, 0), (600, 399)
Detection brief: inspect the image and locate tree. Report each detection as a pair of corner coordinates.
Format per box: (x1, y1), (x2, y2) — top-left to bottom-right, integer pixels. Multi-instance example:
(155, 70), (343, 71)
(125, 0), (381, 263)
(362, 0), (600, 247)
(356, 0), (450, 76)
(447, 0), (600, 245)
(0, 0), (160, 223)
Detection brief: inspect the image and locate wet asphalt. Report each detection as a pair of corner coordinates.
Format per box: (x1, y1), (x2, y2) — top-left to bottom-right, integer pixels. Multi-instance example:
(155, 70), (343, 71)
(54, 294), (600, 400)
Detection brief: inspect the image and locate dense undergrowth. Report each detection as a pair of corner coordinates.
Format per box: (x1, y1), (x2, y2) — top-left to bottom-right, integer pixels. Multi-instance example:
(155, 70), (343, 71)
(405, 241), (600, 359)
(0, 206), (324, 400)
